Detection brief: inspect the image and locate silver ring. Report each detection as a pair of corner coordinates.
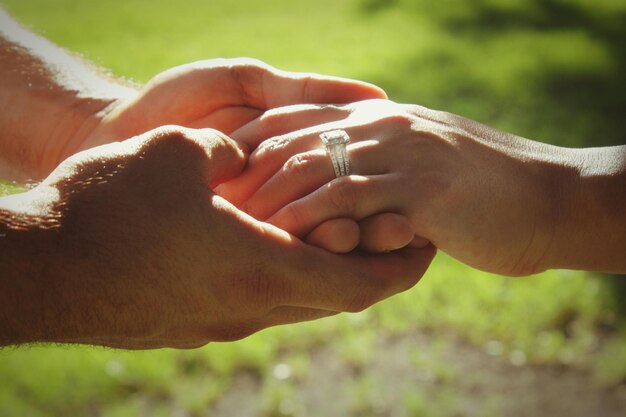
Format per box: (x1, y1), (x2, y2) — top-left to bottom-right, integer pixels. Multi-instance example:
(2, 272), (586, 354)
(320, 129), (351, 178)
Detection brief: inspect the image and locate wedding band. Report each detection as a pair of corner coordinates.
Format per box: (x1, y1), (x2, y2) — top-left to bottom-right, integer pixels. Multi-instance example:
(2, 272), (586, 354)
(320, 129), (351, 178)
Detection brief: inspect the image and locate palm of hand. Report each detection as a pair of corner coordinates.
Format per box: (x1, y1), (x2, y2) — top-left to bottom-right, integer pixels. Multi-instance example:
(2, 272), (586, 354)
(78, 59), (268, 152)
(78, 58), (387, 154)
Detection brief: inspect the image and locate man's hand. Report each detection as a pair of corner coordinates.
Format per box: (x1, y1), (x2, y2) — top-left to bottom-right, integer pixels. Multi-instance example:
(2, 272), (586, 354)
(0, 126), (435, 348)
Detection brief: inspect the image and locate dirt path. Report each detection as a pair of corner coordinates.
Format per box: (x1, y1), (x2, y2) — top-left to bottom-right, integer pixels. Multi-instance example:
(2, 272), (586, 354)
(212, 331), (626, 417)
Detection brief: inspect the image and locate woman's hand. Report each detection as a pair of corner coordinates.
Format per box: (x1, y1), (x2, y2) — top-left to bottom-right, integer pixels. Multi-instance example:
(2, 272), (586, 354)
(222, 99), (621, 276)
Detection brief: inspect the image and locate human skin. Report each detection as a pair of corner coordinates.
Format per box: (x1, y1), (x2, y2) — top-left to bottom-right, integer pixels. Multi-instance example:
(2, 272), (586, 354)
(0, 7), (415, 253)
(0, 7), (385, 181)
(0, 10), (436, 348)
(0, 126), (435, 348)
(226, 99), (626, 276)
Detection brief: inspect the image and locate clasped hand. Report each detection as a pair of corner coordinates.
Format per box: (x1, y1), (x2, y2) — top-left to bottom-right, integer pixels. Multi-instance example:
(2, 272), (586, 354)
(2, 59), (435, 348)
(3, 11), (624, 349)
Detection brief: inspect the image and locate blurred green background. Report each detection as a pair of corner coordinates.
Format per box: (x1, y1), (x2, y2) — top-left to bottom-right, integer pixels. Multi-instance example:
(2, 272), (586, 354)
(0, 0), (625, 416)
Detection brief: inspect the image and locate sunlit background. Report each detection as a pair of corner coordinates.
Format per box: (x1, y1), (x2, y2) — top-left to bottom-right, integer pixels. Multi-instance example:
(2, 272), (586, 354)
(1, 0), (625, 416)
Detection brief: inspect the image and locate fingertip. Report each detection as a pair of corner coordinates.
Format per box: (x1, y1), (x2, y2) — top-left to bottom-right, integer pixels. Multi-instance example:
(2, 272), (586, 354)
(359, 82), (388, 100)
(298, 72), (387, 104)
(305, 218), (360, 254)
(359, 213), (415, 253)
(330, 78), (388, 103)
(408, 235), (431, 249)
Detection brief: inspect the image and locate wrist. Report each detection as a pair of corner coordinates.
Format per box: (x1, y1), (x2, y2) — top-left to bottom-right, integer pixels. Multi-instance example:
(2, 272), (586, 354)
(0, 72), (130, 181)
(40, 96), (120, 177)
(543, 145), (626, 272)
(0, 189), (61, 345)
(0, 11), (137, 180)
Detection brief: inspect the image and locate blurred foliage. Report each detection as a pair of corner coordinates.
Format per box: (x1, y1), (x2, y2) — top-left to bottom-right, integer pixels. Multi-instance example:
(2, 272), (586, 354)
(0, 0), (624, 416)
(362, 0), (626, 148)
(2, 0), (624, 148)
(0, 181), (25, 195)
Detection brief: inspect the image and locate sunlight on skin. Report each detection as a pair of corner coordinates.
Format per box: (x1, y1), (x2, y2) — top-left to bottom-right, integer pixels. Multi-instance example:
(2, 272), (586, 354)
(229, 98), (626, 275)
(0, 8), (135, 100)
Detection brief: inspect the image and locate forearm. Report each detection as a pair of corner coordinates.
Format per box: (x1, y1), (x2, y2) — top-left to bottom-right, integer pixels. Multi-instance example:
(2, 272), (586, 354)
(551, 145), (626, 273)
(432, 107), (626, 273)
(0, 191), (60, 345)
(0, 8), (134, 181)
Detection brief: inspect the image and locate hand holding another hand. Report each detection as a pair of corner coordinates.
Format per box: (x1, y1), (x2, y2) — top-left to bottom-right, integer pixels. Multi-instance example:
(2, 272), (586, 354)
(74, 59), (409, 253)
(76, 58), (388, 153)
(0, 126), (435, 348)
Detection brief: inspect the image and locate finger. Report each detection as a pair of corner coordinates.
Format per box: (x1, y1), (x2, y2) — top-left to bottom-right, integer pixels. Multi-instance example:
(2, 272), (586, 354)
(243, 140), (387, 221)
(247, 214), (434, 313)
(232, 104), (350, 151)
(281, 242), (436, 312)
(268, 175), (398, 238)
(158, 58), (385, 119)
(409, 235), (432, 249)
(266, 70), (387, 106)
(305, 218), (360, 254)
(189, 106), (263, 135)
(241, 149), (333, 219)
(194, 128), (248, 187)
(228, 59), (387, 109)
(223, 123), (379, 207)
(232, 97), (405, 151)
(358, 213), (416, 253)
(126, 125), (246, 188)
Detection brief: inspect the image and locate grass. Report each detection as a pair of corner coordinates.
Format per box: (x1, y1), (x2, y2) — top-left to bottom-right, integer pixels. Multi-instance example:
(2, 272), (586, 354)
(0, 0), (625, 416)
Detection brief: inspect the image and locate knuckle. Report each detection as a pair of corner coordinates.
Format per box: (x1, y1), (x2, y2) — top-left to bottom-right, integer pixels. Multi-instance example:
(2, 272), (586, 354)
(132, 126), (212, 189)
(282, 152), (318, 180)
(141, 126), (230, 166)
(352, 101), (417, 133)
(251, 136), (291, 166)
(301, 75), (313, 102)
(377, 112), (416, 131)
(326, 177), (360, 215)
(227, 58), (271, 105)
(142, 126), (195, 154)
(256, 135), (289, 156)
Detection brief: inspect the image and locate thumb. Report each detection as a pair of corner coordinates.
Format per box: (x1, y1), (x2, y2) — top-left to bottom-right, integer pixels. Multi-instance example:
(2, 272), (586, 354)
(128, 126), (247, 189)
(219, 58), (387, 108)
(194, 128), (247, 188)
(117, 125), (246, 194)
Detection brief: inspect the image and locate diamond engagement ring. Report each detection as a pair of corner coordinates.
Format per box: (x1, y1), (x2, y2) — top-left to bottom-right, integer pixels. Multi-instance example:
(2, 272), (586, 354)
(320, 129), (351, 178)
